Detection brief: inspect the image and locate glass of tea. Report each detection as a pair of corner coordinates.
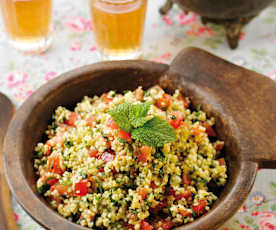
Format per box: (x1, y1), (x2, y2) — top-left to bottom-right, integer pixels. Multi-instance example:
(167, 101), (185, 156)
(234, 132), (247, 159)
(90, 0), (147, 60)
(0, 0), (53, 54)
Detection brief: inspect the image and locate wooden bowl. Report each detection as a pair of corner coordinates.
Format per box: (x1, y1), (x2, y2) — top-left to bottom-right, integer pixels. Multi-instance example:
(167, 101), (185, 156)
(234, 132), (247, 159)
(3, 47), (276, 230)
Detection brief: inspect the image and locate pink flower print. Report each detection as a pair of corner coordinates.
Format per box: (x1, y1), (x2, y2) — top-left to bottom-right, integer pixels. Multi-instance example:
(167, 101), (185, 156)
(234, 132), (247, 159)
(239, 32), (245, 40)
(149, 57), (168, 64)
(162, 15), (174, 25)
(89, 45), (97, 52)
(71, 41), (82, 51)
(240, 224), (251, 230)
(65, 17), (92, 33)
(45, 71), (57, 82)
(233, 57), (246, 66)
(178, 12), (197, 26)
(14, 84), (33, 101)
(161, 52), (172, 60)
(186, 22), (213, 37)
(250, 191), (265, 206)
(266, 70), (276, 81)
(252, 211), (260, 216)
(14, 213), (19, 222)
(258, 212), (276, 230)
(7, 71), (28, 88)
(239, 205), (247, 213)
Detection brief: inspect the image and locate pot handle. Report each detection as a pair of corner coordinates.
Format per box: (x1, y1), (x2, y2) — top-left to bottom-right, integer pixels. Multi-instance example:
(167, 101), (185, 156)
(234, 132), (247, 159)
(167, 47), (276, 169)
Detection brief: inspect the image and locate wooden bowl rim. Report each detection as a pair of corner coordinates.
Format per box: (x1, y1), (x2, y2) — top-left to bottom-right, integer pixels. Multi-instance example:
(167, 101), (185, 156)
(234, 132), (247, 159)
(3, 60), (259, 230)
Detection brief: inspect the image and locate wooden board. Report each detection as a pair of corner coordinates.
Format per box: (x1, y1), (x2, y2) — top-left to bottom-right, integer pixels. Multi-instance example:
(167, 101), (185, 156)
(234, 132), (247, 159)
(0, 93), (17, 230)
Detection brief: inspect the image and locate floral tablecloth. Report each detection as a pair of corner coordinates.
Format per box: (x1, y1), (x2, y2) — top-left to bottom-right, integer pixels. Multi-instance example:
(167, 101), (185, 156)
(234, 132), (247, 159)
(0, 0), (276, 229)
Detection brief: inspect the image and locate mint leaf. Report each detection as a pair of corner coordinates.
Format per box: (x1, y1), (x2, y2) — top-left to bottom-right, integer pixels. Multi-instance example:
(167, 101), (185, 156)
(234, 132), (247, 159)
(131, 117), (176, 147)
(108, 103), (132, 132)
(129, 102), (150, 128)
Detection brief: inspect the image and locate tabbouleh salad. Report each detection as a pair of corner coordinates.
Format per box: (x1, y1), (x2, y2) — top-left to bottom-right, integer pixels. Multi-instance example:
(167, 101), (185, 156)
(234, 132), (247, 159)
(34, 86), (227, 230)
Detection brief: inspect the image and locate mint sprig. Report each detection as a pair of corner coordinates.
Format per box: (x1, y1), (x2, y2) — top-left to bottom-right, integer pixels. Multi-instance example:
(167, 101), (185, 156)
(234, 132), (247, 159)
(108, 102), (176, 147)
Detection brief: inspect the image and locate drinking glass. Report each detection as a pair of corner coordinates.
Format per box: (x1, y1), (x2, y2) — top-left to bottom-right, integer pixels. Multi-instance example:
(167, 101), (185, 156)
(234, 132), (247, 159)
(90, 0), (147, 60)
(0, 0), (53, 54)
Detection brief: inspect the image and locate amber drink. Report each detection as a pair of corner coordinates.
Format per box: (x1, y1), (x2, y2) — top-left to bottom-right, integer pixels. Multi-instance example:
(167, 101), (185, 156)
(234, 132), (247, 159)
(90, 0), (147, 60)
(0, 0), (53, 53)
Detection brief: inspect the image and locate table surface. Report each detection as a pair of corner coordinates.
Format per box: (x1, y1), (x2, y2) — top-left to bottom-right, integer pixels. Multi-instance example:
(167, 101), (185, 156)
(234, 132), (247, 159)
(0, 0), (276, 229)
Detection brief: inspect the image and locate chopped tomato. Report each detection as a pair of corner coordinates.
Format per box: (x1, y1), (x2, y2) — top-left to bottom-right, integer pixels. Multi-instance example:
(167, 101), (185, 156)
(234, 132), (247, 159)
(141, 220), (152, 230)
(45, 143), (52, 156)
(169, 188), (192, 201)
(99, 150), (115, 163)
(47, 134), (64, 147)
(192, 199), (208, 215)
(102, 94), (113, 104)
(136, 146), (151, 163)
(99, 167), (105, 172)
(179, 209), (192, 217)
(74, 180), (88, 196)
(88, 147), (98, 158)
(177, 96), (190, 109)
(107, 117), (119, 129)
(159, 220), (175, 230)
(65, 112), (78, 127)
(192, 127), (203, 136)
(50, 184), (70, 195)
(135, 87), (144, 101)
(203, 123), (217, 137)
(149, 200), (167, 214)
(118, 129), (132, 143)
(217, 158), (226, 166)
(215, 142), (224, 151)
(86, 115), (96, 127)
(48, 154), (64, 175)
(156, 94), (171, 110)
(46, 177), (59, 186)
(182, 173), (191, 185)
(138, 187), (149, 200)
(169, 111), (184, 129)
(125, 224), (135, 230)
(150, 181), (158, 189)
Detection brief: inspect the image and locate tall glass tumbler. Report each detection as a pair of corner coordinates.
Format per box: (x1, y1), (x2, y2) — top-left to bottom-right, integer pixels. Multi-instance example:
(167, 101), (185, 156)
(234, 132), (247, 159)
(0, 0), (53, 53)
(90, 0), (147, 60)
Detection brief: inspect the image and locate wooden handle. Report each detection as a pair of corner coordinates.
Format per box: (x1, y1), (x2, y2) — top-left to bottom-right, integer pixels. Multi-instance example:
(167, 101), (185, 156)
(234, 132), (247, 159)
(167, 47), (276, 169)
(0, 93), (17, 230)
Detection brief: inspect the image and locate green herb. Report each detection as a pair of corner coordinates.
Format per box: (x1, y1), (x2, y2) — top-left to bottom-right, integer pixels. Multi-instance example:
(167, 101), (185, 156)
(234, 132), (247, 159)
(37, 183), (50, 194)
(153, 151), (165, 160)
(65, 139), (73, 148)
(41, 158), (48, 165)
(96, 179), (103, 193)
(108, 102), (176, 147)
(119, 138), (127, 144)
(51, 122), (58, 132)
(159, 167), (164, 178)
(197, 104), (202, 111)
(81, 172), (88, 179)
(171, 115), (176, 120)
(131, 117), (176, 147)
(123, 90), (130, 95)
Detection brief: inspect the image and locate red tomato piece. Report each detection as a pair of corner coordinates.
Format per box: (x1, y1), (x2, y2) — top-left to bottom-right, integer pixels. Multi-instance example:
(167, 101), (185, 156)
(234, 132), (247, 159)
(192, 199), (208, 215)
(118, 129), (132, 143)
(65, 112), (78, 127)
(203, 123), (217, 137)
(160, 220), (175, 230)
(46, 177), (59, 186)
(74, 180), (88, 196)
(107, 118), (119, 129)
(217, 158), (226, 166)
(175, 190), (193, 200)
(99, 150), (115, 163)
(141, 220), (152, 230)
(156, 94), (171, 110)
(125, 224), (135, 230)
(86, 115), (96, 127)
(150, 181), (158, 189)
(179, 209), (192, 217)
(45, 143), (52, 156)
(48, 155), (64, 175)
(99, 167), (105, 172)
(136, 146), (151, 163)
(215, 142), (224, 151)
(102, 94), (113, 104)
(182, 173), (191, 185)
(50, 184), (70, 195)
(88, 147), (98, 158)
(192, 127), (202, 136)
(149, 200), (167, 214)
(138, 187), (149, 200)
(169, 111), (184, 129)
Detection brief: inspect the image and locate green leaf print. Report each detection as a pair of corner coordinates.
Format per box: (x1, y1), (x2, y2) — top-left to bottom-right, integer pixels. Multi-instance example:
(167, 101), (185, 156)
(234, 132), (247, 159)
(244, 216), (254, 225)
(271, 203), (276, 211)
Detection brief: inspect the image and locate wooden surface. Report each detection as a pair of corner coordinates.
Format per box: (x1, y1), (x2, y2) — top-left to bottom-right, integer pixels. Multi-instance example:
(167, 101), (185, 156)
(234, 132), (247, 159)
(3, 47), (276, 230)
(0, 93), (17, 230)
